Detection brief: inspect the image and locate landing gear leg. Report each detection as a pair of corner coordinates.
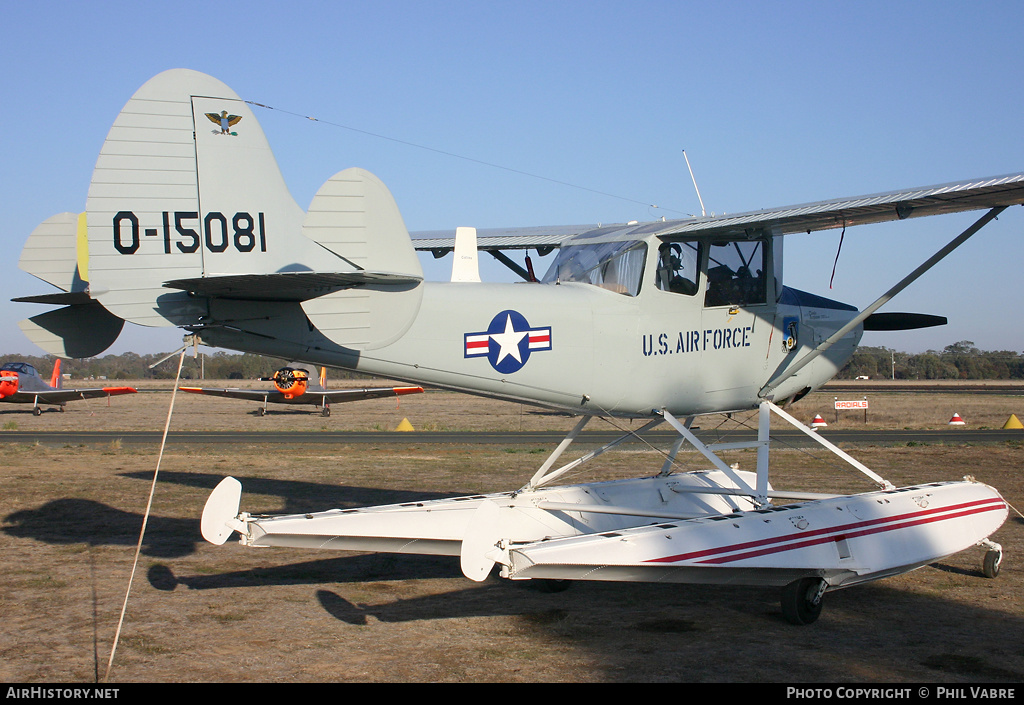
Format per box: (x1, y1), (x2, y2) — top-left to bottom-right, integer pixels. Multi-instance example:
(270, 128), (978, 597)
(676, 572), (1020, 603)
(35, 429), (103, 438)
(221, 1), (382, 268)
(979, 539), (1003, 578)
(781, 577), (827, 625)
(534, 579), (573, 593)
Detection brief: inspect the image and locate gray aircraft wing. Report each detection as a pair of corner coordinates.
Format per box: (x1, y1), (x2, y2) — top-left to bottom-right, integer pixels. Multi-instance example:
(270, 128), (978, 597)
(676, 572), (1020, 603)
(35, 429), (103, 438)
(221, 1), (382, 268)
(1, 387), (137, 405)
(412, 173), (1024, 252)
(178, 387), (275, 402)
(412, 224), (596, 257)
(178, 385), (424, 404)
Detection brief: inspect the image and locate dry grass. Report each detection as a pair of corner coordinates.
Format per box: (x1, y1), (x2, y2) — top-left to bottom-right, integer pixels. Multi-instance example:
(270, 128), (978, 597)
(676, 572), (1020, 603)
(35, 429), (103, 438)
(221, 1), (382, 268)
(3, 378), (1023, 433)
(1, 382), (1023, 683)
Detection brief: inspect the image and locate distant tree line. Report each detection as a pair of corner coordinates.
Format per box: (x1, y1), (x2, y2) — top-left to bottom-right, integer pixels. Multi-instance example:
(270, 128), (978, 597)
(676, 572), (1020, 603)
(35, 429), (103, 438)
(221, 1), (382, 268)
(0, 351), (362, 381)
(3, 340), (1023, 381)
(837, 341), (1024, 380)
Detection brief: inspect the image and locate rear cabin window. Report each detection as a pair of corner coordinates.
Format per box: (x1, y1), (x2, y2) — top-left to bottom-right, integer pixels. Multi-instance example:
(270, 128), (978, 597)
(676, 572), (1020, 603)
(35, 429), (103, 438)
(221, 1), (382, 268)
(704, 239), (768, 307)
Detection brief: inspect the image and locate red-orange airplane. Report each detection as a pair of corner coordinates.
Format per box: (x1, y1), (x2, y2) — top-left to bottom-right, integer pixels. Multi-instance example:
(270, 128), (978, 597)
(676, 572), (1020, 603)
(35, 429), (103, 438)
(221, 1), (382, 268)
(0, 359), (136, 415)
(179, 362), (423, 416)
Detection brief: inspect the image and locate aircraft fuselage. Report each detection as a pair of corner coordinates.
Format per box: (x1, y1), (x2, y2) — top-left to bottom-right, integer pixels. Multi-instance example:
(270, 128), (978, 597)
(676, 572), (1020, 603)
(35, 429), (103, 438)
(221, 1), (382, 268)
(196, 256), (861, 418)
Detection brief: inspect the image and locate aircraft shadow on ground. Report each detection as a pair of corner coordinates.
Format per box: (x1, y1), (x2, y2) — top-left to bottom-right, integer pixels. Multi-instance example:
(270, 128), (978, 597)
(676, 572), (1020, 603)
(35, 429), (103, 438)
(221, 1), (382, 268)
(323, 578), (1024, 681)
(2, 471), (464, 559)
(4, 498), (198, 559)
(148, 553), (463, 594)
(0, 408), (66, 415)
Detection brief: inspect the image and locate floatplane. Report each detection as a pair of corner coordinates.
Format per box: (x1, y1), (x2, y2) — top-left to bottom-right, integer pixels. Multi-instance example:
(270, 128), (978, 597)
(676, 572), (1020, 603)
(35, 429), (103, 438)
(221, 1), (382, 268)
(15, 69), (1017, 623)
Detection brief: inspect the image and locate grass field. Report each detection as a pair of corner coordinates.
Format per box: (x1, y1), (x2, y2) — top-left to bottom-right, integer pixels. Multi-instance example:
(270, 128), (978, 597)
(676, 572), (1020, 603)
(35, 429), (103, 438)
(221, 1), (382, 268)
(1, 382), (1023, 683)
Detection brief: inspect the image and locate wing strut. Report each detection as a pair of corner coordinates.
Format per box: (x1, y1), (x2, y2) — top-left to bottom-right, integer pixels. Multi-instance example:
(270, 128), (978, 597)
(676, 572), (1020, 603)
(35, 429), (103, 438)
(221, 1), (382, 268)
(660, 409), (764, 505)
(760, 206), (1006, 398)
(521, 416), (665, 492)
(660, 401), (893, 504)
(488, 250), (535, 282)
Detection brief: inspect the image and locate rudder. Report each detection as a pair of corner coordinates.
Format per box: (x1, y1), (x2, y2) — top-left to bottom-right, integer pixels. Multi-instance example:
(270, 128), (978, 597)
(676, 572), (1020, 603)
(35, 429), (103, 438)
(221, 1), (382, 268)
(85, 69), (326, 327)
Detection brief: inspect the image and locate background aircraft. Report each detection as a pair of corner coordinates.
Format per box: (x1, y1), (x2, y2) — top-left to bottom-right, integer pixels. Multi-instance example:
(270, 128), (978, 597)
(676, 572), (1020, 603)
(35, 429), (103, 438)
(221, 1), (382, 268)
(178, 362), (423, 416)
(0, 359), (135, 415)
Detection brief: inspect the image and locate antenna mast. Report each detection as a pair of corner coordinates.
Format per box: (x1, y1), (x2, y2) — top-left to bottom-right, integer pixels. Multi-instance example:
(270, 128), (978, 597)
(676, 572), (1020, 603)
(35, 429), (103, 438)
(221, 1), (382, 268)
(682, 150), (706, 217)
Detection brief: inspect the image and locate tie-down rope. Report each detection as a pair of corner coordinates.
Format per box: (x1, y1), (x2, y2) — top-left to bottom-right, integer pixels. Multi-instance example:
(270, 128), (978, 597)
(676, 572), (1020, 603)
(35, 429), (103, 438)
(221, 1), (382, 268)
(103, 346), (188, 682)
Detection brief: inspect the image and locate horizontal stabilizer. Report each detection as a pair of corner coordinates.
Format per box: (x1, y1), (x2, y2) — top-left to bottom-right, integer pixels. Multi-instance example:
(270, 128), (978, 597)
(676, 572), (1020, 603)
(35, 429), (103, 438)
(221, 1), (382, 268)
(12, 292), (93, 306)
(165, 270), (422, 302)
(863, 312), (947, 331)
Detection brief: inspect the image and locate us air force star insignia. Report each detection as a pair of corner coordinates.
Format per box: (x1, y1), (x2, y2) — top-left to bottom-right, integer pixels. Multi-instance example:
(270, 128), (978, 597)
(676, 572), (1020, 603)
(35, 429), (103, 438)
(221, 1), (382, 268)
(464, 310), (552, 374)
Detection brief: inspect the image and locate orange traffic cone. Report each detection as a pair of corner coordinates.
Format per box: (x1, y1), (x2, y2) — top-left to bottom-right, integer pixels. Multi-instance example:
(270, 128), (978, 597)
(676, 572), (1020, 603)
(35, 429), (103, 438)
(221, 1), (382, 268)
(811, 414), (827, 429)
(948, 413), (966, 426)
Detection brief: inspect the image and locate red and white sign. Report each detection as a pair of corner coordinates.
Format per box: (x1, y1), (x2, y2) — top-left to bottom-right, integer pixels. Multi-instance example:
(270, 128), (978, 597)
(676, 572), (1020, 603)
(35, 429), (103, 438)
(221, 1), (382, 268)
(835, 399), (869, 410)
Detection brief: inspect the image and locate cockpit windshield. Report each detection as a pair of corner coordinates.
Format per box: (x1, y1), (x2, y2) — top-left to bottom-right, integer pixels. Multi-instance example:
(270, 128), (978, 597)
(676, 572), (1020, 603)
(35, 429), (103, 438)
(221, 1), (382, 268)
(0, 362), (36, 376)
(542, 240), (647, 296)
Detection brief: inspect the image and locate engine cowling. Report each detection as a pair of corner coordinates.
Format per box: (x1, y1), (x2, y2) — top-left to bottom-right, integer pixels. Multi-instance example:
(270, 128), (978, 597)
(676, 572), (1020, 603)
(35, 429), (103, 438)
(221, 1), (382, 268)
(0, 374), (18, 399)
(271, 368), (308, 399)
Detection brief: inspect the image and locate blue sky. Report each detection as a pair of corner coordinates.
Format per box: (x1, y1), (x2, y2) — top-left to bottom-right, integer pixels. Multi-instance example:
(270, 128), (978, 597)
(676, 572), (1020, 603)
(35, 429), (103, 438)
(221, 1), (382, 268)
(2, 1), (1023, 357)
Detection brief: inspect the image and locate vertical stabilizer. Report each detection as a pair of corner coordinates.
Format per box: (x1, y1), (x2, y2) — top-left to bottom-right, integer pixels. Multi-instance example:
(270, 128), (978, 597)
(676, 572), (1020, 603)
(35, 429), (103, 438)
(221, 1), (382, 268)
(49, 359), (62, 389)
(451, 227), (481, 282)
(19, 213), (88, 294)
(85, 69), (324, 327)
(301, 168), (423, 350)
(302, 167), (422, 277)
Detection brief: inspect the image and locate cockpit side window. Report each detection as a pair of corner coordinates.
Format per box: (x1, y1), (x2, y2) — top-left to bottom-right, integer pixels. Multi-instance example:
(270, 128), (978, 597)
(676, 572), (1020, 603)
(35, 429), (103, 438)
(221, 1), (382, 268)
(655, 241), (701, 296)
(704, 239), (768, 307)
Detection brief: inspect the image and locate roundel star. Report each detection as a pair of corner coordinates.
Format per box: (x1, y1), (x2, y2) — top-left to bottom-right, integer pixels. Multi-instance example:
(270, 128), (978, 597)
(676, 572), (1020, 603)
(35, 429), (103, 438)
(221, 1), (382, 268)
(463, 310), (553, 374)
(489, 313), (528, 366)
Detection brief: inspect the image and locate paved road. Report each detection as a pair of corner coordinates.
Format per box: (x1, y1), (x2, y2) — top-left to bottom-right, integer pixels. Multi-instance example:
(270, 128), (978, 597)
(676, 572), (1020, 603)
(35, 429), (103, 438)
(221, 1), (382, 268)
(3, 428), (1020, 447)
(823, 383), (1024, 395)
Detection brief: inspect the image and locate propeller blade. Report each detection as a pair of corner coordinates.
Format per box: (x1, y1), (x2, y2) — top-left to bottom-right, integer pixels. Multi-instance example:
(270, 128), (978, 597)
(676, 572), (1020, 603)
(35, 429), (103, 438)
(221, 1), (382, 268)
(862, 312), (947, 331)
